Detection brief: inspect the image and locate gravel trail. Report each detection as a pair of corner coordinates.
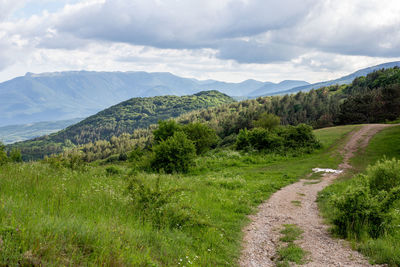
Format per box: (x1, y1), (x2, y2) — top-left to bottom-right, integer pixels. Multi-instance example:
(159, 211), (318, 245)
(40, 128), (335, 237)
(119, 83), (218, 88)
(240, 124), (391, 267)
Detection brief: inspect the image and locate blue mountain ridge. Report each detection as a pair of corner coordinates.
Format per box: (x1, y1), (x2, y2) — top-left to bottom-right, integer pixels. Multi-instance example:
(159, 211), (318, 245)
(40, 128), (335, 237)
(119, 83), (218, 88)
(0, 71), (308, 126)
(270, 61), (400, 96)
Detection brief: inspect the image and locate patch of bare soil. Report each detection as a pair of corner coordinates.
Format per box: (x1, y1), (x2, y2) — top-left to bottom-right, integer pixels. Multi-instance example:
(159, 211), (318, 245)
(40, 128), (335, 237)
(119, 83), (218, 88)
(240, 124), (391, 267)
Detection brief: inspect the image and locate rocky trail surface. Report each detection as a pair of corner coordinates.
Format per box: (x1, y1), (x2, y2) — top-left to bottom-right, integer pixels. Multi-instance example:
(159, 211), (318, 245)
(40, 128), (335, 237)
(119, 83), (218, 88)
(240, 124), (391, 267)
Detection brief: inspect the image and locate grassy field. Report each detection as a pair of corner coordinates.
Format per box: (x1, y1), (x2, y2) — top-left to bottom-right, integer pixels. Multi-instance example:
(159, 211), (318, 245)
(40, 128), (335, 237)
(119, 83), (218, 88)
(0, 125), (358, 266)
(318, 125), (400, 266)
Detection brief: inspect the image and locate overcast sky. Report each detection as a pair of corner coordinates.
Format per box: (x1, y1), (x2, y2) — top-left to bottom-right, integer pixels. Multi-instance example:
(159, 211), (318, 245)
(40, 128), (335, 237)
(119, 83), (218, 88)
(1, 0), (400, 83)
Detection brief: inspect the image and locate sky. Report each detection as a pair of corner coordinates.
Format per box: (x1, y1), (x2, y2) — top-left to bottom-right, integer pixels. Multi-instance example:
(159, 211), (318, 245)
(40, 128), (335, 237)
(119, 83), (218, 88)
(0, 0), (400, 83)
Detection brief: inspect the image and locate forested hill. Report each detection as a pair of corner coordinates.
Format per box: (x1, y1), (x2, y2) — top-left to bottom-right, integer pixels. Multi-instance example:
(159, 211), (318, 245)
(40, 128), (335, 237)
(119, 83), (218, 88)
(65, 66), (400, 163)
(10, 67), (400, 161)
(10, 90), (234, 159)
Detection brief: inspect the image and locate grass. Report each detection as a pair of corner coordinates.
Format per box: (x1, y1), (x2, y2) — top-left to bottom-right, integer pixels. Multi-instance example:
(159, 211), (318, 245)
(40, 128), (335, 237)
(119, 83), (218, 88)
(291, 200), (301, 207)
(318, 125), (400, 266)
(277, 244), (307, 265)
(279, 224), (304, 242)
(0, 125), (357, 266)
(276, 224), (307, 266)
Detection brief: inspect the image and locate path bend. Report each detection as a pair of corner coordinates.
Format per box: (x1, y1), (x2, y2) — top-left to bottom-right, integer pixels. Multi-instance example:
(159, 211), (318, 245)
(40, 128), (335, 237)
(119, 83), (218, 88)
(240, 124), (391, 267)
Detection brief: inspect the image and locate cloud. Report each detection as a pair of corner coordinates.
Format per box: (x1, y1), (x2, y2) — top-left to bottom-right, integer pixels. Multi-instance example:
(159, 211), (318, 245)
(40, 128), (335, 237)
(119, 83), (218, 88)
(274, 0), (400, 58)
(54, 0), (314, 46)
(0, 0), (27, 21)
(38, 0), (400, 64)
(217, 39), (304, 63)
(1, 0), (400, 83)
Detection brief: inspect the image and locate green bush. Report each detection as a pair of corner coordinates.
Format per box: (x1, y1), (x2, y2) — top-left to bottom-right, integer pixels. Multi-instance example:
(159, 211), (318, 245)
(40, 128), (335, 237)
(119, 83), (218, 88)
(127, 177), (206, 229)
(9, 148), (22, 162)
(331, 159), (400, 240)
(0, 141), (8, 165)
(235, 124), (320, 153)
(153, 120), (181, 144)
(367, 158), (400, 193)
(253, 112), (280, 130)
(182, 122), (219, 154)
(280, 124), (320, 150)
(150, 131), (196, 173)
(248, 128), (283, 151)
(105, 165), (122, 175)
(235, 129), (251, 150)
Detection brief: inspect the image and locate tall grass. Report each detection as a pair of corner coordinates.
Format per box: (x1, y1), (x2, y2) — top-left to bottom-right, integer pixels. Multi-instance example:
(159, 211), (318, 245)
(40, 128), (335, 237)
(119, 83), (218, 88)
(0, 125), (356, 266)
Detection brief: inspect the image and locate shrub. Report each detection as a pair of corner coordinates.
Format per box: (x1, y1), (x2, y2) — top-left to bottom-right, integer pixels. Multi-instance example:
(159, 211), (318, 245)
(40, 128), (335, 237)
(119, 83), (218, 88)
(367, 158), (400, 193)
(9, 148), (22, 162)
(235, 129), (251, 150)
(105, 165), (122, 175)
(248, 128), (283, 151)
(150, 131), (196, 173)
(65, 152), (85, 170)
(153, 120), (181, 144)
(235, 124), (320, 153)
(332, 181), (383, 238)
(128, 147), (144, 162)
(0, 142), (8, 165)
(254, 112), (280, 130)
(331, 159), (400, 239)
(127, 176), (205, 229)
(105, 154), (120, 163)
(280, 124), (320, 150)
(182, 122), (219, 154)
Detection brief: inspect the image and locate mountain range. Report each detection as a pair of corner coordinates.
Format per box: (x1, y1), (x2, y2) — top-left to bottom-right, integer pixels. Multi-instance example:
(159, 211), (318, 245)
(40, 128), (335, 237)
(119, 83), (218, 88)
(9, 90), (234, 160)
(1, 61), (400, 143)
(0, 71), (308, 127)
(271, 61), (400, 95)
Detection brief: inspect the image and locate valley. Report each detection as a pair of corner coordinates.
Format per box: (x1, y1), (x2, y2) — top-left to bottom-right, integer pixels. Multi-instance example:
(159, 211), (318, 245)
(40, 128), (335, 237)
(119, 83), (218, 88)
(0, 67), (400, 266)
(1, 1), (400, 266)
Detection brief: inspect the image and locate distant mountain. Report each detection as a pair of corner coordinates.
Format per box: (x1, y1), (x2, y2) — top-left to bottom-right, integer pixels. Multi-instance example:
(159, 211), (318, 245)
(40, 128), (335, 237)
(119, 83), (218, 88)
(0, 71), (306, 126)
(0, 118), (82, 144)
(10, 90), (234, 160)
(271, 61), (400, 95)
(248, 80), (310, 96)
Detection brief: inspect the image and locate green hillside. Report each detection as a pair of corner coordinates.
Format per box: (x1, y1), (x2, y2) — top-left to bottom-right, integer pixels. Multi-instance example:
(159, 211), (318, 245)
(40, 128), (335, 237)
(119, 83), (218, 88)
(1, 68), (400, 266)
(9, 67), (400, 161)
(9, 90), (234, 160)
(0, 123), (359, 266)
(55, 67), (400, 164)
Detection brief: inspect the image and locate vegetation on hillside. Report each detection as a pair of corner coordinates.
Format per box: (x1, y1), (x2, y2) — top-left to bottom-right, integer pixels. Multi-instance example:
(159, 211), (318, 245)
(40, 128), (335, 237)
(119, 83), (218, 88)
(33, 67), (400, 164)
(2, 67), (400, 265)
(9, 90), (234, 160)
(0, 123), (354, 266)
(318, 126), (400, 266)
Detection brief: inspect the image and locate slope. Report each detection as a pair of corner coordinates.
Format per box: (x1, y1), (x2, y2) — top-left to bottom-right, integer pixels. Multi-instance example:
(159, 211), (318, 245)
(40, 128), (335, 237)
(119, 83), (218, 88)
(0, 71), (306, 126)
(272, 61), (400, 95)
(10, 90), (234, 159)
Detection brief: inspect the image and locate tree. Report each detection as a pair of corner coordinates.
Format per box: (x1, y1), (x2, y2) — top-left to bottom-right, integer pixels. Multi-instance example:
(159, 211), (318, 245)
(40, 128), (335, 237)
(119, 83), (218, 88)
(254, 113), (281, 130)
(9, 148), (22, 162)
(182, 122), (218, 154)
(0, 141), (8, 165)
(151, 132), (196, 173)
(153, 120), (181, 144)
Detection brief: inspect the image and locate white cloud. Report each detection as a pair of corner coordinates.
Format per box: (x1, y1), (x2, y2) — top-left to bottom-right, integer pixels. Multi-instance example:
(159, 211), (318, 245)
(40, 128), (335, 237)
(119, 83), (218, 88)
(0, 0), (27, 21)
(1, 0), (400, 83)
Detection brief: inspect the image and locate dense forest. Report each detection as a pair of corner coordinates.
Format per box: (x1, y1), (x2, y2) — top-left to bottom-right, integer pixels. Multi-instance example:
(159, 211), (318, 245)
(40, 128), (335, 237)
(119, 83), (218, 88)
(9, 67), (400, 161)
(9, 91), (234, 160)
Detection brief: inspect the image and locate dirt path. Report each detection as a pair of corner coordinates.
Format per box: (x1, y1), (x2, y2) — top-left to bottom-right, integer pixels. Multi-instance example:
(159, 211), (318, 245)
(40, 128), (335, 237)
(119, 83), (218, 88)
(240, 124), (391, 267)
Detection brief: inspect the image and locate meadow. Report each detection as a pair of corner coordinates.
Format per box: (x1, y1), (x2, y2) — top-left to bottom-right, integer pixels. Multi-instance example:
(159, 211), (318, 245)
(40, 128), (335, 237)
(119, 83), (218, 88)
(0, 125), (358, 266)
